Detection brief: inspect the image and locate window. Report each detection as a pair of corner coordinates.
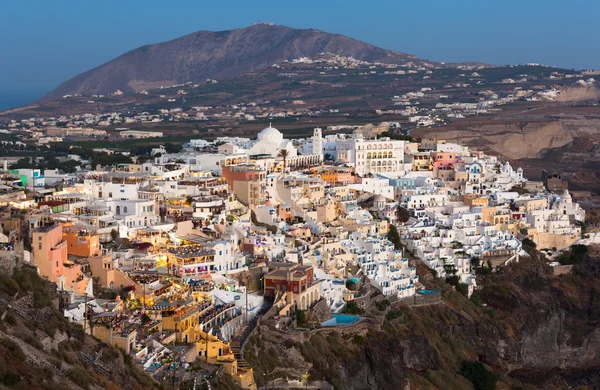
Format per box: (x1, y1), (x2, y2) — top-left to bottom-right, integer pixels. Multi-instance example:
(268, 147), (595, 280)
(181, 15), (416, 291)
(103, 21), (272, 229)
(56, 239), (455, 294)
(39, 244), (42, 250)
(123, 206), (128, 213)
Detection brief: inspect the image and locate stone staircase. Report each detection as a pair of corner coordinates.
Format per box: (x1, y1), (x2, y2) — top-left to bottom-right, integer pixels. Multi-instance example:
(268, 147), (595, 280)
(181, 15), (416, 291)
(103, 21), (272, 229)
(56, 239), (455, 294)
(230, 336), (250, 369)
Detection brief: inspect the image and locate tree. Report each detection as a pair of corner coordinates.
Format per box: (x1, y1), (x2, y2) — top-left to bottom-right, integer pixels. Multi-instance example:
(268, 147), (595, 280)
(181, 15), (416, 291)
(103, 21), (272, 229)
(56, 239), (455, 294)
(92, 276), (102, 296)
(164, 143), (183, 154)
(295, 309), (307, 328)
(387, 225), (402, 250)
(278, 149), (289, 171)
(396, 206), (411, 223)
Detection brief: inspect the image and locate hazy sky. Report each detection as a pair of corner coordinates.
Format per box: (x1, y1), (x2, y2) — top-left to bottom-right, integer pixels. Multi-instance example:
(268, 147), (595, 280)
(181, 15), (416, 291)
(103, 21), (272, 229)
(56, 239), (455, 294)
(1, 0), (598, 102)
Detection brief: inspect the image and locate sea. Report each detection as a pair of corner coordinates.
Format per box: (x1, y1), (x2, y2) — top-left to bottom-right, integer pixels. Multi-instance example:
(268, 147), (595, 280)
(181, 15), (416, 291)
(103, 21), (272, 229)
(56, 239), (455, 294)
(0, 90), (44, 111)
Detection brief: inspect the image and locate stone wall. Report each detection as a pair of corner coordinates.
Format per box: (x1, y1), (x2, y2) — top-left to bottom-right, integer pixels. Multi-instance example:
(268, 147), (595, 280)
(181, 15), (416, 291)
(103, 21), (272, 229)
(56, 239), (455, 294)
(306, 299), (332, 324)
(351, 293), (370, 310)
(553, 264), (573, 276)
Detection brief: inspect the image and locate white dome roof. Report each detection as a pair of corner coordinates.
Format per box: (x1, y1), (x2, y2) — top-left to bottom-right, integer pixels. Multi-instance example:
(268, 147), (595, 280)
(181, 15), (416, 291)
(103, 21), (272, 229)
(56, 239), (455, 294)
(257, 125), (283, 143)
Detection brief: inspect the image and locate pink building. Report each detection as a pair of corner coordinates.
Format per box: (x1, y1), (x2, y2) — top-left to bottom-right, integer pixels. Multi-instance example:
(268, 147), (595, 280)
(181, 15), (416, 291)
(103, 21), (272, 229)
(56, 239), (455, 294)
(432, 152), (460, 170)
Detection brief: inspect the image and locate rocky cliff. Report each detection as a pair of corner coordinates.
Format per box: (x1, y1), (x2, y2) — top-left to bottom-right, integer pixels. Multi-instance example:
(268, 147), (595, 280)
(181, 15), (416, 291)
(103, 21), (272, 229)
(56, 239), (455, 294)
(246, 247), (600, 389)
(0, 266), (157, 390)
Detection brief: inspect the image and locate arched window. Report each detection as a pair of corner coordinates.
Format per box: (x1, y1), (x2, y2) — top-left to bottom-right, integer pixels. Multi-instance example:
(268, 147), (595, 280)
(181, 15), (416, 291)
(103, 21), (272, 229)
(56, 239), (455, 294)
(116, 206), (120, 215)
(378, 152), (383, 159)
(367, 152), (372, 159)
(367, 145), (372, 150)
(123, 206), (128, 213)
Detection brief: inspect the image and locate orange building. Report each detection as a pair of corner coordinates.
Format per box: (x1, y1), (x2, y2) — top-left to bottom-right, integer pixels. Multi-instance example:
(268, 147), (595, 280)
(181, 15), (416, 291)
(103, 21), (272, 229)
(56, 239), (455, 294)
(32, 222), (91, 294)
(480, 207), (497, 223)
(62, 224), (101, 257)
(463, 195), (489, 208)
(311, 166), (355, 186)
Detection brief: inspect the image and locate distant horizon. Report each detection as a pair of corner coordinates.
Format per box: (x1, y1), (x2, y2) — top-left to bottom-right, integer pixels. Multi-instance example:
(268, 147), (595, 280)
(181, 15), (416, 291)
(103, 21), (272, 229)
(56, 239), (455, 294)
(2, 0), (599, 111)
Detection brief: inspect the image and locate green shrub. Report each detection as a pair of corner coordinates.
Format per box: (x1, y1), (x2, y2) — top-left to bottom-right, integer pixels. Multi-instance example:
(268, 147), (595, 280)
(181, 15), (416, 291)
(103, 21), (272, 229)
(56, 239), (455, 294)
(375, 299), (390, 311)
(2, 370), (20, 386)
(470, 293), (483, 307)
(456, 283), (469, 297)
(67, 367), (93, 389)
(386, 309), (403, 321)
(352, 335), (365, 345)
(0, 337), (26, 360)
(295, 309), (308, 328)
(342, 301), (364, 315)
(459, 360), (496, 390)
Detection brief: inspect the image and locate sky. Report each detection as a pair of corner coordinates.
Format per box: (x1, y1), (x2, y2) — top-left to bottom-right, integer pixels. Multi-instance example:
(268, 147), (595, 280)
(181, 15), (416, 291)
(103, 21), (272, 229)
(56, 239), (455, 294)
(1, 0), (598, 109)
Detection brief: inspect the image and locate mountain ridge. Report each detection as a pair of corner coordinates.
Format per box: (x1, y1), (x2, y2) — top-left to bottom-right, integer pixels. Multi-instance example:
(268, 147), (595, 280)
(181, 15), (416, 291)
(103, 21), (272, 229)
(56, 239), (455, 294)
(42, 24), (440, 100)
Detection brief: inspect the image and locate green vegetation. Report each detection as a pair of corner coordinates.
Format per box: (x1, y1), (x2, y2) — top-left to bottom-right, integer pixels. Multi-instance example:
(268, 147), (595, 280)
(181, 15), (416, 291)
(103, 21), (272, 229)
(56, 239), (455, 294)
(385, 309), (403, 321)
(379, 131), (414, 142)
(342, 301), (364, 315)
(557, 244), (588, 265)
(396, 205), (411, 223)
(375, 299), (390, 311)
(67, 366), (94, 389)
(459, 361), (497, 390)
(295, 309), (308, 328)
(387, 224), (402, 250)
(10, 156), (81, 173)
(521, 238), (536, 252)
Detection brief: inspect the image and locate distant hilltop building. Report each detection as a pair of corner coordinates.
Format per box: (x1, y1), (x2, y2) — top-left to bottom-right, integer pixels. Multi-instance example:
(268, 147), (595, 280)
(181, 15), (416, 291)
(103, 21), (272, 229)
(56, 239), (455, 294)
(119, 130), (163, 139)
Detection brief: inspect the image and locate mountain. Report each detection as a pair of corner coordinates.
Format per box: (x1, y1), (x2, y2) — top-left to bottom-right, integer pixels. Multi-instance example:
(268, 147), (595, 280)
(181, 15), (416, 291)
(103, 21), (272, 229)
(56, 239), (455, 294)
(42, 24), (432, 100)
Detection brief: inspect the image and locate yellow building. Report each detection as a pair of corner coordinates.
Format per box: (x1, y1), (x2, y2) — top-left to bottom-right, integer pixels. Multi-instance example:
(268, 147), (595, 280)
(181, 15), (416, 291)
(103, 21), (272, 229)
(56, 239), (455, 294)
(412, 153), (433, 171)
(316, 198), (337, 223)
(93, 323), (137, 354)
(518, 198), (548, 212)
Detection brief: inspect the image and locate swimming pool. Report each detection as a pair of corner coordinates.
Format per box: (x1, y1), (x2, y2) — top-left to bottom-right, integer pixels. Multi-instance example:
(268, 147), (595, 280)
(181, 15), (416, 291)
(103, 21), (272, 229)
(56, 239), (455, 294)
(321, 314), (362, 327)
(418, 289), (440, 295)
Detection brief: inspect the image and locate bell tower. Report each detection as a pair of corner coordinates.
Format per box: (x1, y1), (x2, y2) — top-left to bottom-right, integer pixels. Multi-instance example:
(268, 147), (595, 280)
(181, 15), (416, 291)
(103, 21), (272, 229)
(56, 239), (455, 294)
(312, 127), (323, 156)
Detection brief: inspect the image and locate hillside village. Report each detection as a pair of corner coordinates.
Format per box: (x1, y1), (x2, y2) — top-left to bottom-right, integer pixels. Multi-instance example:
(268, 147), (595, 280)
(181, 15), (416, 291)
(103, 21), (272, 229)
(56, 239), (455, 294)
(0, 119), (592, 388)
(1, 57), (597, 146)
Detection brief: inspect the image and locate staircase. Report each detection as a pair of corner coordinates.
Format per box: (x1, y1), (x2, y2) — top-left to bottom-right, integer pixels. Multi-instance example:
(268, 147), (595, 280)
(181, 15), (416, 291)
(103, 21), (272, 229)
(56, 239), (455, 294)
(230, 337), (250, 369)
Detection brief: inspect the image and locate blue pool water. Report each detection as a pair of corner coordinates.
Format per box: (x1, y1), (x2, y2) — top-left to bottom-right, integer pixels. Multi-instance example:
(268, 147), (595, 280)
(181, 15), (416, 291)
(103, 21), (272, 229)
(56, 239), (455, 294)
(418, 289), (440, 295)
(321, 314), (361, 327)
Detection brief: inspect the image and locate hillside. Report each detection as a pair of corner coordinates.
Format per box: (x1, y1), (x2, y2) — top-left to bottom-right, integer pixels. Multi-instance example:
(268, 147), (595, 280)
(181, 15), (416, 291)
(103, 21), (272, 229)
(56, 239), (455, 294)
(42, 24), (430, 100)
(0, 264), (158, 390)
(244, 247), (600, 389)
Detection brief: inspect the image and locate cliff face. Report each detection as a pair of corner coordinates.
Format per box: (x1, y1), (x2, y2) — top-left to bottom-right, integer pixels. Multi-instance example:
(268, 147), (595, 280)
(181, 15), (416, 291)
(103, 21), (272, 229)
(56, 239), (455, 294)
(247, 247), (600, 389)
(0, 266), (157, 390)
(42, 24), (424, 99)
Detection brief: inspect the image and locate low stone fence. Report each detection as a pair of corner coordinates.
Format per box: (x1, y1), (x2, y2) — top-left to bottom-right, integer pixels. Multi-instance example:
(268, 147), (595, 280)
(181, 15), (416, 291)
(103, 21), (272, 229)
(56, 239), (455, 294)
(552, 264), (573, 276)
(397, 291), (442, 306)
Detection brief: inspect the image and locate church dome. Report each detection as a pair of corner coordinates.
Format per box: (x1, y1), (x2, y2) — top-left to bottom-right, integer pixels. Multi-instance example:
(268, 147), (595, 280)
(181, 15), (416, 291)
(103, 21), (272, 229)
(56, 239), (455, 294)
(257, 125), (283, 143)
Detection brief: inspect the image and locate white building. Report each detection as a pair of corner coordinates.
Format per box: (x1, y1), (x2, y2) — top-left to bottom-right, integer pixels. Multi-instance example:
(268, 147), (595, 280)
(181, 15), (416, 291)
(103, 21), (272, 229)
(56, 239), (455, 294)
(334, 134), (407, 176)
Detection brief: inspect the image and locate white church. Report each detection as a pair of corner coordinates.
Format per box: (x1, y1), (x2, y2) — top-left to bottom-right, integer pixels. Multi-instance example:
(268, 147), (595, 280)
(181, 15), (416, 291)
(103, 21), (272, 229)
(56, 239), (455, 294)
(248, 124), (298, 158)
